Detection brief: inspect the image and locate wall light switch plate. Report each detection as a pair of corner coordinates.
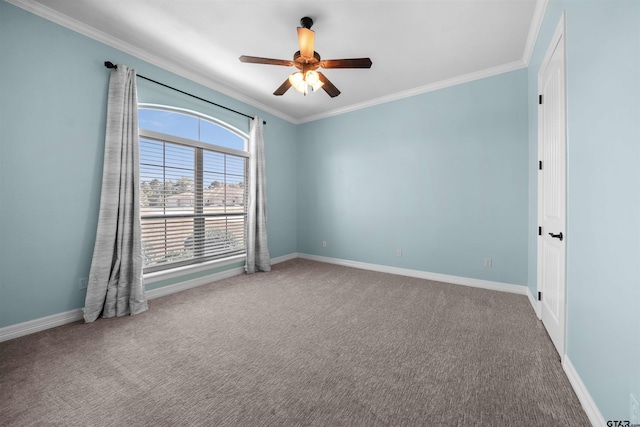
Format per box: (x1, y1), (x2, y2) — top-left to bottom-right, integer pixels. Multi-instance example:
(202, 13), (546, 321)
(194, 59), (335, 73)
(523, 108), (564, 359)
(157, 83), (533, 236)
(484, 258), (492, 268)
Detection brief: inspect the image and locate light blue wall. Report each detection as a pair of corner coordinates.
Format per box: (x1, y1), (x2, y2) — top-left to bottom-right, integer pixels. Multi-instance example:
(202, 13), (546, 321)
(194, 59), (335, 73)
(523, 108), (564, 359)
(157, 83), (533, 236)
(2, 0), (639, 421)
(297, 70), (529, 286)
(0, 2), (297, 327)
(528, 0), (640, 420)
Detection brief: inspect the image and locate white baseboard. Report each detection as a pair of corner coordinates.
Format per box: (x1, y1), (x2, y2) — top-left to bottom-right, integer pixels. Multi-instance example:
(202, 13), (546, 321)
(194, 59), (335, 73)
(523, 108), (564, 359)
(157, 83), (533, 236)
(301, 254), (606, 426)
(563, 356), (606, 427)
(270, 252), (299, 265)
(298, 253), (528, 295)
(0, 308), (84, 343)
(1, 252), (606, 427)
(0, 252), (531, 343)
(0, 253), (299, 343)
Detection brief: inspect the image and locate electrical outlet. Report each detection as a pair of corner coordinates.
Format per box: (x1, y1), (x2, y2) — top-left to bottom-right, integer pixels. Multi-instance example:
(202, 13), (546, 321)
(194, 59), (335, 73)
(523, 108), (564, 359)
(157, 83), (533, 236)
(484, 258), (492, 268)
(396, 248), (402, 257)
(630, 394), (639, 423)
(322, 241), (327, 248)
(79, 277), (88, 290)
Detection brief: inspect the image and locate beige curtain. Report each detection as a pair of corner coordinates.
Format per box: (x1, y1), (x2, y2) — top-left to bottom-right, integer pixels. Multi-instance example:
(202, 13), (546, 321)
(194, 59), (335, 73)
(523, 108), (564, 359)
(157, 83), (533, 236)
(83, 64), (148, 322)
(245, 117), (271, 273)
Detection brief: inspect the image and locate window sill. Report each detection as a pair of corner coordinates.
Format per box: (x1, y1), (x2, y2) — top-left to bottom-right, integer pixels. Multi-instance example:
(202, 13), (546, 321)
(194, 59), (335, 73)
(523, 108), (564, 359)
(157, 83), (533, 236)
(143, 254), (246, 285)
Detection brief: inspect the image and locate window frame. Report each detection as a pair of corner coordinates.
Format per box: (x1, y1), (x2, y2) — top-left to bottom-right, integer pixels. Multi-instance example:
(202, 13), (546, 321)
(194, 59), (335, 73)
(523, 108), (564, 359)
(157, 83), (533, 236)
(138, 104), (249, 281)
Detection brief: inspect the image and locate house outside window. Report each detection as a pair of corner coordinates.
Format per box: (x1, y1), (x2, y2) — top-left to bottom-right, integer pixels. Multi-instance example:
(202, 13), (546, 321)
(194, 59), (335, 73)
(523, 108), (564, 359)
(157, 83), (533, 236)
(138, 106), (248, 274)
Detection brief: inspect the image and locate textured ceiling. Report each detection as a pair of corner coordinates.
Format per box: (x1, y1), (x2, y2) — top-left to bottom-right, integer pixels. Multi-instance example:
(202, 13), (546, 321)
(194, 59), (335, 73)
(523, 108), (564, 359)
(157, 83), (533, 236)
(10, 0), (545, 123)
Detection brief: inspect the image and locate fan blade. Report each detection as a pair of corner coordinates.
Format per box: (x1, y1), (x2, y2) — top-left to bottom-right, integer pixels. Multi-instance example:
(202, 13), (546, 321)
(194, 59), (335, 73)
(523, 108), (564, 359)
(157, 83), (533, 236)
(297, 27), (315, 58)
(273, 78), (292, 96)
(318, 72), (340, 98)
(239, 55), (294, 67)
(320, 58), (372, 69)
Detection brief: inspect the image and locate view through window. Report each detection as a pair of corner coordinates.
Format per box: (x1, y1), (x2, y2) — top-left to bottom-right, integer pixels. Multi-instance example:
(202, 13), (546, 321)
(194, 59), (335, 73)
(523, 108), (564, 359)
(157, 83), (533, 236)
(138, 107), (248, 273)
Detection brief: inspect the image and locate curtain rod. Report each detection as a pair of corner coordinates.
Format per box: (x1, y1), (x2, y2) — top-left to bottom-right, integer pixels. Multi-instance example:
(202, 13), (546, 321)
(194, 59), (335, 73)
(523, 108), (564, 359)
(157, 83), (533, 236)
(104, 61), (266, 125)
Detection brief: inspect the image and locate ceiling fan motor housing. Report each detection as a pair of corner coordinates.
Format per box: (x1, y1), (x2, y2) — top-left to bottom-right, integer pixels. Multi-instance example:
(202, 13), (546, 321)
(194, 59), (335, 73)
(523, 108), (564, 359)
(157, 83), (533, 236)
(300, 17), (313, 29)
(294, 51), (321, 71)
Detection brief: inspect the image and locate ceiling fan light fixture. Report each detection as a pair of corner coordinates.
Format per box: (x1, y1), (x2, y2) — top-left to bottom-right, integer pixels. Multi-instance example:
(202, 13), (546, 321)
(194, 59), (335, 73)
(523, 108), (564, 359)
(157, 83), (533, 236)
(311, 80), (324, 92)
(305, 70), (320, 86)
(288, 70), (323, 94)
(240, 17), (370, 97)
(288, 72), (305, 93)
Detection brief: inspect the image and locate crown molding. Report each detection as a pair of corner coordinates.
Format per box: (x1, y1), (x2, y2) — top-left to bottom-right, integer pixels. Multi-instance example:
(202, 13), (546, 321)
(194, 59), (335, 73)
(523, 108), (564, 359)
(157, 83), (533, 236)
(5, 0), (298, 124)
(296, 0), (548, 124)
(522, 0), (549, 66)
(7, 0), (545, 126)
(297, 59), (527, 124)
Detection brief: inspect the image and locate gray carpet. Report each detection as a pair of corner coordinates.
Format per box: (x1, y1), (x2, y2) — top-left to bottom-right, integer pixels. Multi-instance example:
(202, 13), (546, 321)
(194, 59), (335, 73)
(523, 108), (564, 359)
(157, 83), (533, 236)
(0, 258), (590, 426)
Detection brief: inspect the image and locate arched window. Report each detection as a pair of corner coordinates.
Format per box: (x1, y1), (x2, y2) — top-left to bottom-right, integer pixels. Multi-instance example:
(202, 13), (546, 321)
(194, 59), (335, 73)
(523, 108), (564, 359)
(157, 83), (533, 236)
(138, 105), (248, 273)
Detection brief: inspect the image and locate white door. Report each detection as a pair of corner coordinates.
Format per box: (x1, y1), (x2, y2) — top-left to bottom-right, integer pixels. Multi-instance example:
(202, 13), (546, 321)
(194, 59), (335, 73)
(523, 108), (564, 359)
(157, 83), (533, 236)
(538, 14), (567, 359)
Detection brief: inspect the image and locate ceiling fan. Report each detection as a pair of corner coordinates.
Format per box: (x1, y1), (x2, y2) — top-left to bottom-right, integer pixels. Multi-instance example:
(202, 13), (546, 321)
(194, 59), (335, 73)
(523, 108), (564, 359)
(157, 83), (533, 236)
(239, 17), (372, 97)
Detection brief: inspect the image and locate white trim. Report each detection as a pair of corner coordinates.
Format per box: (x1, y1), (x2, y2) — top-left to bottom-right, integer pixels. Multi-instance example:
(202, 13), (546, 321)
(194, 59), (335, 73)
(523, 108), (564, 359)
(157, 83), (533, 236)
(146, 266), (245, 300)
(0, 252), (606, 427)
(0, 253), (299, 343)
(301, 0), (552, 124)
(0, 252), (529, 343)
(5, 0), (297, 124)
(0, 253), (529, 340)
(138, 103), (250, 140)
(0, 309), (84, 343)
(0, 266), (247, 343)
(563, 356), (607, 427)
(144, 253), (300, 298)
(270, 252), (298, 265)
(144, 255), (246, 285)
(537, 10), (568, 359)
(298, 253), (527, 295)
(145, 252), (297, 295)
(7, 0), (546, 126)
(522, 0), (550, 66)
(298, 60), (527, 124)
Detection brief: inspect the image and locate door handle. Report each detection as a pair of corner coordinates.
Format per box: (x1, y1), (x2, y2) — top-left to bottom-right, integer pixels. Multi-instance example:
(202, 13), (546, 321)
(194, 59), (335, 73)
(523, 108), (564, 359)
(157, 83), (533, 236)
(548, 232), (563, 241)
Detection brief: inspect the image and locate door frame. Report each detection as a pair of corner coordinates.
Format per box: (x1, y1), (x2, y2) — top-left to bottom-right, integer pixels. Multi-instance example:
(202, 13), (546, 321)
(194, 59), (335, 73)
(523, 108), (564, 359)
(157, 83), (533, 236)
(537, 11), (567, 359)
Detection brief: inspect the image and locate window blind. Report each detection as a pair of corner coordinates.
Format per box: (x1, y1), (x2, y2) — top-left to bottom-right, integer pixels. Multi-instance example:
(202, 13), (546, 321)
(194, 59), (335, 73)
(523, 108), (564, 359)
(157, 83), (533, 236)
(139, 135), (247, 273)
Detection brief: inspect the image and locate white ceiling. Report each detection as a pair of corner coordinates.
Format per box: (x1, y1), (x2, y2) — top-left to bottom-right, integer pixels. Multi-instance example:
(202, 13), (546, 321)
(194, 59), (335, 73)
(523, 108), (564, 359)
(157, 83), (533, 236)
(10, 0), (545, 123)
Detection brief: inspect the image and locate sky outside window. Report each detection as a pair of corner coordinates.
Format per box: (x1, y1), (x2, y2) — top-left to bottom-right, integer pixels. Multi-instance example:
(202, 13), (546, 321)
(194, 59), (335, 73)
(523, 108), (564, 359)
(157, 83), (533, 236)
(139, 108), (245, 151)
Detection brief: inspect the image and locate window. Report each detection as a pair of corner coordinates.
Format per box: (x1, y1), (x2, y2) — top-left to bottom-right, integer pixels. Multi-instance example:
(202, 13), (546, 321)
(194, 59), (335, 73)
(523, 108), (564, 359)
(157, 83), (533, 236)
(138, 106), (248, 273)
